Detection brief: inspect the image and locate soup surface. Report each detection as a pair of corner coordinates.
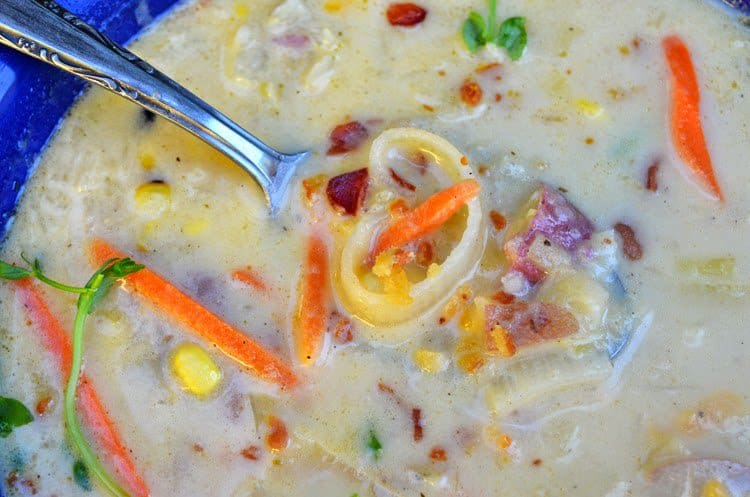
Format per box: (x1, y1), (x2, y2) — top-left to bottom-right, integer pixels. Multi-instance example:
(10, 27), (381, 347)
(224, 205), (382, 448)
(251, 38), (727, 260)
(1, 0), (750, 496)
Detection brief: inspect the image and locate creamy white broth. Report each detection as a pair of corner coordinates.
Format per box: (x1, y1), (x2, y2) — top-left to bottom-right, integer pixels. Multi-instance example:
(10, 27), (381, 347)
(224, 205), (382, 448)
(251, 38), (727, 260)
(1, 0), (750, 496)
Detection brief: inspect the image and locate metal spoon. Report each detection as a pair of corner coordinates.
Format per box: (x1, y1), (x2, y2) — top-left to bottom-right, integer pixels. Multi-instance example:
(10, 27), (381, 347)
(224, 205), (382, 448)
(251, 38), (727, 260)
(0, 0), (309, 213)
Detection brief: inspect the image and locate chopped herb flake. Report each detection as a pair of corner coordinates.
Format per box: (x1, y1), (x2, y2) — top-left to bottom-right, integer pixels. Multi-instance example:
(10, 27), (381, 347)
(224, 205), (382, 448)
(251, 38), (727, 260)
(461, 0), (527, 60)
(73, 460), (92, 491)
(366, 430), (382, 460)
(0, 396), (33, 438)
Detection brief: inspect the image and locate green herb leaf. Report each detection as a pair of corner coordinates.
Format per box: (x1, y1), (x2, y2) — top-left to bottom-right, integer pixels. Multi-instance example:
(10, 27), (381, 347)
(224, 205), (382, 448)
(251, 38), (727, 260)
(366, 430), (382, 460)
(0, 261), (31, 280)
(101, 259), (144, 280)
(462, 12), (487, 53)
(496, 16), (527, 60)
(0, 396), (33, 438)
(73, 460), (92, 491)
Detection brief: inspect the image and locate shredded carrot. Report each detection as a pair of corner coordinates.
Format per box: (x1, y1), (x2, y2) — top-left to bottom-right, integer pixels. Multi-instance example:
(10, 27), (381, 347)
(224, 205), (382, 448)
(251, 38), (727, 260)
(232, 267), (268, 293)
(371, 179), (480, 260)
(14, 280), (150, 497)
(89, 239), (298, 390)
(265, 416), (289, 452)
(294, 234), (329, 365)
(662, 35), (723, 201)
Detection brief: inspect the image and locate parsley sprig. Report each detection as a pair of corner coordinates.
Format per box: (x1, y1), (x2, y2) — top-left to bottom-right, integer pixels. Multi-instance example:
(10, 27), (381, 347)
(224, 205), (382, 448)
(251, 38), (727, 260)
(1, 256), (143, 497)
(462, 0), (527, 60)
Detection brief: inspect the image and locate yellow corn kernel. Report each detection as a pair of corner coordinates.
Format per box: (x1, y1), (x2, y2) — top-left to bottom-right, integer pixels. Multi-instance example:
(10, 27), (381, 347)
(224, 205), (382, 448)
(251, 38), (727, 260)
(372, 250), (397, 278)
(323, 0), (348, 12)
(183, 218), (208, 235)
(134, 182), (171, 216)
(139, 152), (156, 170)
(381, 265), (413, 305)
(487, 326), (516, 357)
(413, 349), (446, 374)
(233, 2), (249, 18)
(457, 352), (485, 374)
(702, 480), (729, 497)
(459, 296), (488, 335)
(576, 99), (604, 118)
(440, 284), (473, 324)
(170, 343), (222, 396)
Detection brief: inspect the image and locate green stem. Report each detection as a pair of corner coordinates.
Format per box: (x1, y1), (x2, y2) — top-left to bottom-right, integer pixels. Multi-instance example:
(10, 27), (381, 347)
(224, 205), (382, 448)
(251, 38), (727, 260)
(33, 271), (88, 294)
(487, 0), (497, 39)
(63, 273), (130, 497)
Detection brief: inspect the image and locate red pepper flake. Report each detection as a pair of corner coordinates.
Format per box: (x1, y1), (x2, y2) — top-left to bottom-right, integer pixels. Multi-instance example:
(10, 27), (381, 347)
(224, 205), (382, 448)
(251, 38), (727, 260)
(631, 37), (642, 50)
(232, 267), (268, 292)
(438, 316), (447, 325)
(491, 291), (515, 304)
(389, 168), (416, 192)
(614, 222), (643, 261)
(422, 104), (434, 112)
(460, 79), (483, 107)
(646, 160), (660, 192)
(266, 416), (289, 452)
(326, 168), (370, 215)
(241, 445), (261, 460)
(412, 408), (424, 442)
(389, 198), (409, 217)
(460, 156), (469, 166)
(478, 165), (488, 175)
(327, 121), (369, 155)
(415, 240), (435, 267)
(494, 93), (503, 102)
(489, 210), (507, 231)
(5, 471), (37, 495)
(429, 446), (448, 461)
(437, 69), (446, 76)
(193, 443), (204, 453)
(386, 2), (427, 26)
(333, 316), (354, 344)
(35, 396), (52, 416)
(532, 458), (543, 466)
(476, 62), (501, 74)
(377, 382), (396, 395)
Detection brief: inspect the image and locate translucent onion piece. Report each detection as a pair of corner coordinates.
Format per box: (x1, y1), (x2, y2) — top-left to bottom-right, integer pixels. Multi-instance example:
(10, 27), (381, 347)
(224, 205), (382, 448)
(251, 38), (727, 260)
(334, 128), (485, 343)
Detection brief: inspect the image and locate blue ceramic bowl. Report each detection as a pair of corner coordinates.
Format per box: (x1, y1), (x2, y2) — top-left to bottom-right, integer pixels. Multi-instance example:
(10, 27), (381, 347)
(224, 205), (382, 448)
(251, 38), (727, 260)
(0, 0), (748, 495)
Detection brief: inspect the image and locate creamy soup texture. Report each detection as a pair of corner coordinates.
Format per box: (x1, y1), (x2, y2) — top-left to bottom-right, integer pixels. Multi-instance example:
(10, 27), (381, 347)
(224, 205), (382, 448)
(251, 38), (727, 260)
(1, 0), (750, 496)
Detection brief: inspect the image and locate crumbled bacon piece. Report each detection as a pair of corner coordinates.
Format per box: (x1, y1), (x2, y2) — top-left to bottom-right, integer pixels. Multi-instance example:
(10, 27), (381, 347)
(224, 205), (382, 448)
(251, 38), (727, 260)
(415, 240), (435, 267)
(35, 396), (52, 416)
(412, 408), (424, 442)
(646, 160), (660, 192)
(389, 168), (416, 192)
(386, 3), (427, 26)
(489, 210), (507, 231)
(614, 222), (643, 261)
(266, 416), (288, 452)
(429, 446), (448, 461)
(460, 156), (469, 166)
(485, 301), (579, 350)
(5, 471), (37, 495)
(241, 445), (261, 460)
(486, 326), (517, 357)
(491, 291), (515, 304)
(327, 121), (369, 155)
(532, 458), (543, 466)
(332, 315), (354, 343)
(326, 168), (369, 215)
(193, 443), (204, 453)
(302, 174), (327, 203)
(460, 79), (483, 107)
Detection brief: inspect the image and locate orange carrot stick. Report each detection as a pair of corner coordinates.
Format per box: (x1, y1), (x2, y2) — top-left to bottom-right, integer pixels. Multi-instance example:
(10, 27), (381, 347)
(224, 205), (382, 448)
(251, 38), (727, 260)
(14, 280), (150, 497)
(371, 179), (480, 259)
(663, 35), (723, 201)
(231, 268), (268, 293)
(89, 239), (298, 390)
(293, 233), (329, 365)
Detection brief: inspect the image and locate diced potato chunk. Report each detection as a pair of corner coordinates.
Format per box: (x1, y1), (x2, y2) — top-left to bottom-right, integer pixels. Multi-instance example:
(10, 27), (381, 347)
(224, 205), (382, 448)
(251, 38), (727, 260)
(538, 272), (608, 332)
(170, 343), (223, 396)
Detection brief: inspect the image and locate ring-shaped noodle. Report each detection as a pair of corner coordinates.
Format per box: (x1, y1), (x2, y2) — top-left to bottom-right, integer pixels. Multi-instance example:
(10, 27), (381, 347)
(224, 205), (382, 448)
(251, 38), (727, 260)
(334, 128), (485, 344)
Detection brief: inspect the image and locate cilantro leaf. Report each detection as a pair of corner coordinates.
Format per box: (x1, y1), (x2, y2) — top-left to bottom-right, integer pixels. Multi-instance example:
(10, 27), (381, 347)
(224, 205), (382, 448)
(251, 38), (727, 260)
(497, 16), (527, 60)
(0, 261), (31, 280)
(366, 430), (382, 460)
(462, 12), (487, 53)
(73, 460), (92, 491)
(0, 396), (33, 438)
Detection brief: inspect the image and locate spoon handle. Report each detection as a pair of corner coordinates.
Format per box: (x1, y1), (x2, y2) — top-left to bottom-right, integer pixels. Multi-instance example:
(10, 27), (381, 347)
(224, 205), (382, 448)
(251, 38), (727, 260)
(0, 0), (304, 209)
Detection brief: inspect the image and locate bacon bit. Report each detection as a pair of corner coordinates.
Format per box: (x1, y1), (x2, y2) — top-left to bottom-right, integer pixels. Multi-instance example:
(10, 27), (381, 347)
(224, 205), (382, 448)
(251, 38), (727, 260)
(438, 69), (446, 76)
(232, 267), (267, 292)
(327, 121), (369, 155)
(429, 447), (448, 461)
(412, 408), (424, 442)
(266, 416), (288, 452)
(386, 2), (427, 26)
(302, 174), (327, 202)
(532, 458), (543, 466)
(631, 37), (642, 49)
(646, 160), (660, 192)
(193, 443), (204, 453)
(415, 240), (435, 267)
(494, 93), (503, 102)
(326, 168), (370, 215)
(486, 325), (517, 357)
(460, 79), (483, 107)
(35, 396), (52, 416)
(389, 198), (409, 217)
(389, 168), (416, 192)
(498, 433), (512, 449)
(478, 165), (488, 176)
(485, 302), (579, 348)
(333, 315), (354, 344)
(614, 222), (643, 261)
(491, 291), (515, 304)
(476, 62), (501, 74)
(241, 445), (261, 460)
(5, 471), (37, 495)
(489, 210), (507, 231)
(422, 104), (434, 112)
(460, 156), (469, 166)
